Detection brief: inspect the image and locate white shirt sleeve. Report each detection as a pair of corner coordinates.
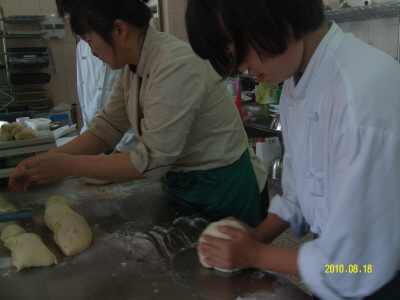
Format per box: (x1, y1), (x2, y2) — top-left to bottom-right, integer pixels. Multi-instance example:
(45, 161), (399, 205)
(298, 126), (400, 299)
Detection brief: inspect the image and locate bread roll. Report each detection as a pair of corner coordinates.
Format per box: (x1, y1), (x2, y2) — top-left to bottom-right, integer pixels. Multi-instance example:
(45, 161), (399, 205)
(44, 195), (92, 256)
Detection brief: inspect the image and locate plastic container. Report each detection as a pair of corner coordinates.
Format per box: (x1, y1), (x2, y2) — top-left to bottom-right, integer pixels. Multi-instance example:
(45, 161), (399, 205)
(25, 118), (51, 131)
(16, 117), (30, 124)
(255, 137), (282, 170)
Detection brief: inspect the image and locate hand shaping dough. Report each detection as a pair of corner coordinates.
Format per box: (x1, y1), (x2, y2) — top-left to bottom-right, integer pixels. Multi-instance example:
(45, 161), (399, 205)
(44, 195), (92, 256)
(1, 224), (57, 271)
(198, 220), (248, 273)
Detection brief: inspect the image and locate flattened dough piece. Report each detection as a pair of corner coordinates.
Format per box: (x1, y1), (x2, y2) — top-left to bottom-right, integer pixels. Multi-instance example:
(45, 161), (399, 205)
(1, 225), (57, 272)
(44, 195), (92, 256)
(198, 220), (248, 273)
(1, 224), (26, 241)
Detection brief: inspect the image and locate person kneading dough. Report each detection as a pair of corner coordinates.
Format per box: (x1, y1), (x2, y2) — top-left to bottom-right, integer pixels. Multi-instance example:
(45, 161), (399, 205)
(198, 220), (248, 273)
(45, 195), (92, 256)
(1, 224), (57, 271)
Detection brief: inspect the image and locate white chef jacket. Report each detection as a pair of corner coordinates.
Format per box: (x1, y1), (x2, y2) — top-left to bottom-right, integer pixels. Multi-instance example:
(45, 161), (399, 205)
(88, 26), (267, 189)
(76, 40), (138, 152)
(269, 22), (400, 299)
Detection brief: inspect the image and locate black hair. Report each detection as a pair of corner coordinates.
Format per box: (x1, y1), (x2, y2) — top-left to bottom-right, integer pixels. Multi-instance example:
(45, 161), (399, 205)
(70, 0), (151, 52)
(55, 0), (75, 18)
(186, 0), (325, 78)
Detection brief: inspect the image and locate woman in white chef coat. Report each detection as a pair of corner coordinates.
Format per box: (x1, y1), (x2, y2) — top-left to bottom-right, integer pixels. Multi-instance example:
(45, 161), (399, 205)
(186, 0), (400, 299)
(8, 0), (267, 228)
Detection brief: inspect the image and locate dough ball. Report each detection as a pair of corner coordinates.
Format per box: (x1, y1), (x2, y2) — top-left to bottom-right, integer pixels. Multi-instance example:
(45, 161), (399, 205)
(1, 124), (13, 141)
(1, 224), (26, 241)
(45, 195), (70, 208)
(15, 128), (38, 140)
(45, 195), (92, 256)
(3, 233), (57, 271)
(82, 177), (112, 185)
(10, 123), (27, 137)
(198, 220), (248, 273)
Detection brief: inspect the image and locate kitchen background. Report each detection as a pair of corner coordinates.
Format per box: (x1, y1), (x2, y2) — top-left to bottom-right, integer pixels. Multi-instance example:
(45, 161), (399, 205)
(0, 0), (398, 130)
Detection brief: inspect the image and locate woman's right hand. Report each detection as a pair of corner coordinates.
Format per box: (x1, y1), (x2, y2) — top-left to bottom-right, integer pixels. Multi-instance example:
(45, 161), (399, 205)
(8, 154), (42, 193)
(223, 217), (265, 242)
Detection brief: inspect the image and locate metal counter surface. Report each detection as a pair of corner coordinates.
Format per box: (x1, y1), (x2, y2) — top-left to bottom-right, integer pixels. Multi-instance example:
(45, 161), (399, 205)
(0, 177), (312, 300)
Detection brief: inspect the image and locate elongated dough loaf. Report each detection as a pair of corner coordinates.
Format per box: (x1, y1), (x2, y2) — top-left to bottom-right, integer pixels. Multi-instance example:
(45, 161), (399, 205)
(44, 195), (92, 256)
(1, 225), (57, 271)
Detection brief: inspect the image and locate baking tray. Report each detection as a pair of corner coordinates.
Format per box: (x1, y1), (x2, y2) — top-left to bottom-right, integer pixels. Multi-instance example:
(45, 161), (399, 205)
(7, 47), (48, 53)
(8, 54), (51, 69)
(10, 73), (51, 85)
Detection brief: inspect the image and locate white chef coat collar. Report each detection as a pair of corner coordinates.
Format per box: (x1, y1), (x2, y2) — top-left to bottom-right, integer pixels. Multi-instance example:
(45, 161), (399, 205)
(290, 21), (343, 101)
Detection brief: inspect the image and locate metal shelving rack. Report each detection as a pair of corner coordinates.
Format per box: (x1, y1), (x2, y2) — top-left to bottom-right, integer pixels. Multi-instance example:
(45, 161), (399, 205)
(0, 7), (53, 117)
(324, 1), (400, 62)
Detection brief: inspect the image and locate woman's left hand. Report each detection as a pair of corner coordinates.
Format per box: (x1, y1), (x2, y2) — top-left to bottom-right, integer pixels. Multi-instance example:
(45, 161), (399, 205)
(198, 225), (263, 271)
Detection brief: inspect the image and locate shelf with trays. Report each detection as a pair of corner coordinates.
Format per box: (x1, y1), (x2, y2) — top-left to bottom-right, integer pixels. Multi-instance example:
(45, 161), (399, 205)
(324, 1), (400, 62)
(324, 2), (400, 23)
(0, 7), (52, 116)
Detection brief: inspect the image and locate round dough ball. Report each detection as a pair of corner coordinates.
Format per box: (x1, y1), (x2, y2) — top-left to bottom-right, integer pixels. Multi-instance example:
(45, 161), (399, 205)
(198, 219), (248, 273)
(1, 224), (26, 241)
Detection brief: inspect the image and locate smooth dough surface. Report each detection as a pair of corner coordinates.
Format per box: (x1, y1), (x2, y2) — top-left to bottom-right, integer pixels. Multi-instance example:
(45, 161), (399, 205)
(82, 177), (112, 185)
(44, 195), (92, 256)
(0, 224), (26, 241)
(1, 225), (57, 271)
(15, 128), (38, 140)
(198, 220), (248, 273)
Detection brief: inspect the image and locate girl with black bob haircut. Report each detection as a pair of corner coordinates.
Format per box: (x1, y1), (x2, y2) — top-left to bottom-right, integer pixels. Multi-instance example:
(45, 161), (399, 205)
(187, 0), (400, 299)
(8, 0), (269, 230)
(185, 0), (324, 78)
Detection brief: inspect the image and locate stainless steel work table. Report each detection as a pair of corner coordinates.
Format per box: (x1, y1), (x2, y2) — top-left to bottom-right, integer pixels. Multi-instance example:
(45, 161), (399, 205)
(0, 177), (312, 300)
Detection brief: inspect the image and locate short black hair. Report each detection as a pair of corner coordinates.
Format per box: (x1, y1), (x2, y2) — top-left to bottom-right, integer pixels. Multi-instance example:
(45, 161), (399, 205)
(70, 0), (151, 51)
(55, 0), (74, 18)
(186, 0), (325, 78)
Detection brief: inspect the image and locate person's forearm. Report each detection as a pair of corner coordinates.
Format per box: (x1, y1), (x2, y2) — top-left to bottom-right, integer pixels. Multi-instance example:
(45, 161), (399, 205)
(256, 213), (290, 243)
(70, 152), (146, 182)
(49, 130), (110, 156)
(252, 244), (299, 276)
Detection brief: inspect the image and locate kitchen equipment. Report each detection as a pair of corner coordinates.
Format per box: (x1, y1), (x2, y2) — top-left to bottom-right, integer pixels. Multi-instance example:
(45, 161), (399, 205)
(10, 73), (51, 85)
(9, 54), (51, 69)
(0, 210), (30, 222)
(268, 157), (283, 181)
(270, 115), (282, 131)
(25, 118), (51, 131)
(0, 106), (33, 123)
(242, 102), (264, 122)
(256, 137), (282, 171)
(0, 131), (56, 178)
(8, 47), (48, 53)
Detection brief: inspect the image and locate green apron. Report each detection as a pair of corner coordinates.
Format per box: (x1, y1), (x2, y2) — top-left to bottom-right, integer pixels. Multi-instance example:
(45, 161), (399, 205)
(160, 150), (261, 227)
